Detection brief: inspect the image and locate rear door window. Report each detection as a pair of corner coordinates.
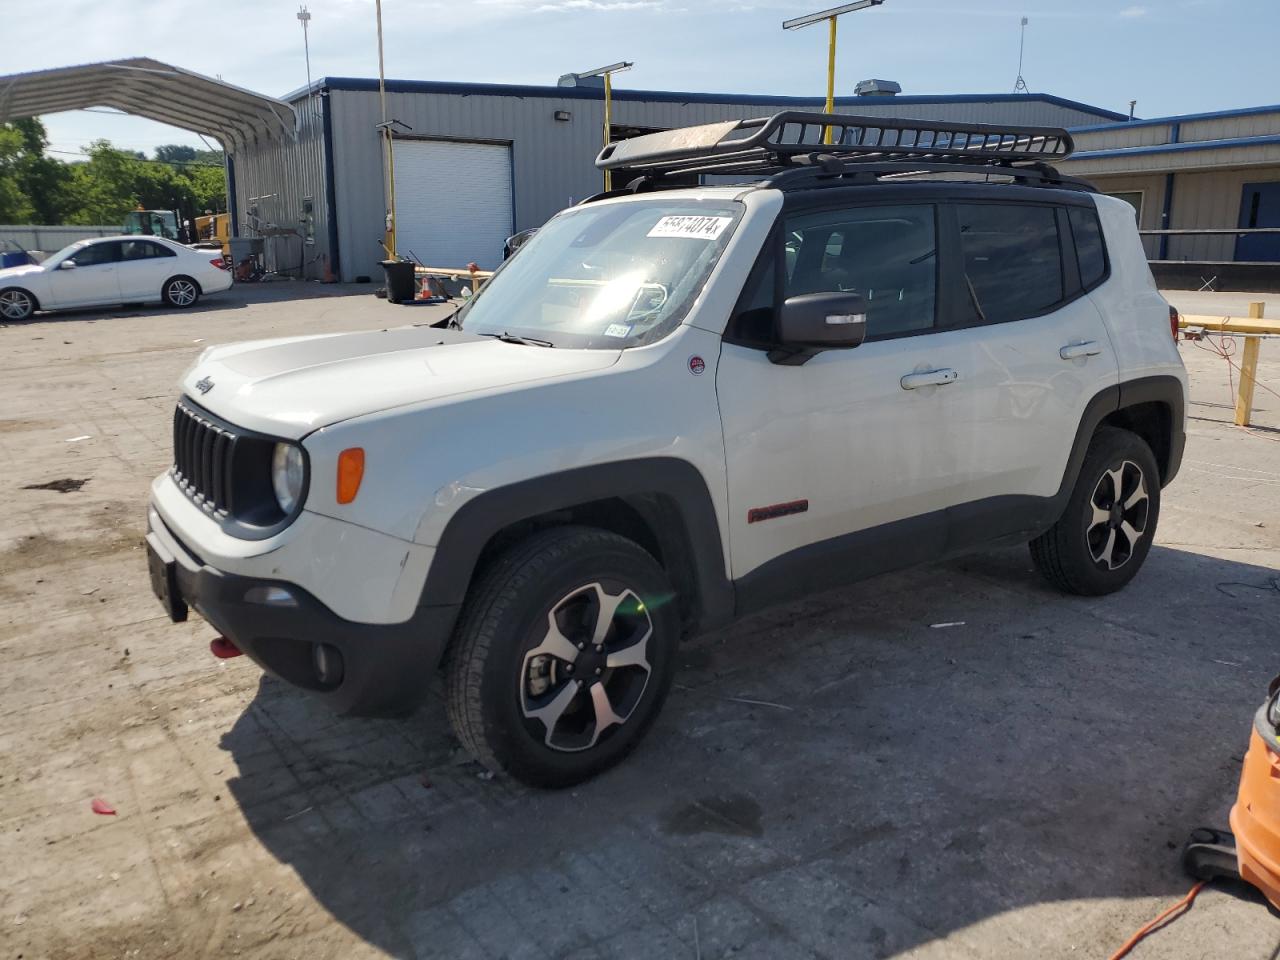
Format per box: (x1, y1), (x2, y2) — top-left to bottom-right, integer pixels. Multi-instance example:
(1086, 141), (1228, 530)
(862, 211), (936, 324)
(955, 204), (1064, 325)
(121, 240), (177, 260)
(1068, 206), (1107, 289)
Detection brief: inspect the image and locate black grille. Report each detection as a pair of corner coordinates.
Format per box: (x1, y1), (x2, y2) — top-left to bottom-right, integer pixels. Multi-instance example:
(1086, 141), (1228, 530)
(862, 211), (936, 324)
(172, 401), (237, 515)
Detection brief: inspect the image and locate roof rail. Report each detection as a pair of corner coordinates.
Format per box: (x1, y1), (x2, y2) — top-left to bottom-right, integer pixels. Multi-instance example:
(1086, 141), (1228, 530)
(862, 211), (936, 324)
(596, 111), (1075, 178)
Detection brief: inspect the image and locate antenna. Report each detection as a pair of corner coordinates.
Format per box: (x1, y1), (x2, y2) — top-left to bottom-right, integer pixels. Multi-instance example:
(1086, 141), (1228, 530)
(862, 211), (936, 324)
(297, 6), (313, 107)
(1013, 16), (1029, 94)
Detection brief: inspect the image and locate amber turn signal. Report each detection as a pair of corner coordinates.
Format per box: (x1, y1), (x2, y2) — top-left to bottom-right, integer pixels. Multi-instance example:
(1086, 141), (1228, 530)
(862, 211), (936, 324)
(337, 447), (365, 504)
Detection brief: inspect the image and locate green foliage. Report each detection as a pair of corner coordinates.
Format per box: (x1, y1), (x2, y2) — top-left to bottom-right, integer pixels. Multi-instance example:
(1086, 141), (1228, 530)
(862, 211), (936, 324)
(0, 125), (226, 227)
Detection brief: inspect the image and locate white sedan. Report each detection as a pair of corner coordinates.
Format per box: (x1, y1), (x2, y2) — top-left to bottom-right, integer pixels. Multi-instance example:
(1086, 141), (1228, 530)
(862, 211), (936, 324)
(0, 236), (234, 321)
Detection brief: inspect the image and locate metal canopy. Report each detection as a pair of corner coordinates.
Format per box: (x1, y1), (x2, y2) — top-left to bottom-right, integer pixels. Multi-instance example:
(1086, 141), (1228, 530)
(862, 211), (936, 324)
(0, 58), (296, 150)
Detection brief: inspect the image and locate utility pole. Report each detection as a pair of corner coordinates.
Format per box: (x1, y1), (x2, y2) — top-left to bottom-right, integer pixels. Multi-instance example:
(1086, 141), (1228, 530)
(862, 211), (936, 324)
(783, 1), (885, 144)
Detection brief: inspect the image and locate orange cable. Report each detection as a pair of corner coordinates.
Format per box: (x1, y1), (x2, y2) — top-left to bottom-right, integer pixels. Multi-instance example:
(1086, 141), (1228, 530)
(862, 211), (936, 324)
(1107, 881), (1207, 960)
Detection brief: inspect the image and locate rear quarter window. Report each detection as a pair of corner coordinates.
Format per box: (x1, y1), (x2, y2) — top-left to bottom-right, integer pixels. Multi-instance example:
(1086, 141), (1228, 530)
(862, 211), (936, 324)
(1068, 206), (1108, 289)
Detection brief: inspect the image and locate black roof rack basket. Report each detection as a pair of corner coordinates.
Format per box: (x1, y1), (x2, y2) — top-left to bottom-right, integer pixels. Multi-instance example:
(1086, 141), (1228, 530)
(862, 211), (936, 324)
(596, 111), (1075, 179)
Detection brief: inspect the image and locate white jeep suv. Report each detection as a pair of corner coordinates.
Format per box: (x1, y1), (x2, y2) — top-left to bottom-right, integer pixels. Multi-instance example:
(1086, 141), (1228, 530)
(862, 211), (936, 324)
(145, 114), (1186, 786)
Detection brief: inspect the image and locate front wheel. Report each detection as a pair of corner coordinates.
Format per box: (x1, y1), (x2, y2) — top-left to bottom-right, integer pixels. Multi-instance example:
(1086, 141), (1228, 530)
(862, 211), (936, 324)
(445, 526), (679, 788)
(162, 276), (201, 308)
(1030, 425), (1160, 596)
(0, 288), (36, 321)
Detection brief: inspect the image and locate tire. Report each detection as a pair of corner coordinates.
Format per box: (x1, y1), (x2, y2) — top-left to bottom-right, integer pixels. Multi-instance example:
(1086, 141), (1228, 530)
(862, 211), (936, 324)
(445, 526), (679, 788)
(162, 276), (201, 308)
(1030, 425), (1161, 596)
(0, 288), (36, 321)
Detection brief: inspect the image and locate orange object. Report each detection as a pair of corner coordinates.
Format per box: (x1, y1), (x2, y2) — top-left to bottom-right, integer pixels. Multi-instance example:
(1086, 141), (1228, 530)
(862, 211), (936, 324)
(417, 274), (431, 299)
(336, 448), (365, 504)
(1230, 723), (1280, 910)
(1107, 881), (1205, 960)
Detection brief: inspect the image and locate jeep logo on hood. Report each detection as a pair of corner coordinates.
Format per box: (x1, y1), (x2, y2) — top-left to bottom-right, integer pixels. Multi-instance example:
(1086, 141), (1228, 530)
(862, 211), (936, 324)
(194, 376), (215, 395)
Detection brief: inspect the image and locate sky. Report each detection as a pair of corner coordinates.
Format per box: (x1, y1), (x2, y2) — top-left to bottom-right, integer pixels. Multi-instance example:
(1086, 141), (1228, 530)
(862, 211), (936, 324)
(5, 0), (1278, 158)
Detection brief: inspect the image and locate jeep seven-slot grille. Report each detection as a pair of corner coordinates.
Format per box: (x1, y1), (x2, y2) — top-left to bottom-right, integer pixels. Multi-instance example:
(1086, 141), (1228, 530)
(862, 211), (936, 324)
(172, 401), (236, 515)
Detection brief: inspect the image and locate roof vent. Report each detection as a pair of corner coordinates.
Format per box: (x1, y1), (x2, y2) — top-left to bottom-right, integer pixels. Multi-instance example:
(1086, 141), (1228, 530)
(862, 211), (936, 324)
(557, 73), (605, 89)
(855, 79), (901, 97)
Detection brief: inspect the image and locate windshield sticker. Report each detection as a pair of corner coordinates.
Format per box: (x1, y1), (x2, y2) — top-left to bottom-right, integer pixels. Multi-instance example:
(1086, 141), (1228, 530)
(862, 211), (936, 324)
(648, 215), (733, 240)
(603, 323), (633, 338)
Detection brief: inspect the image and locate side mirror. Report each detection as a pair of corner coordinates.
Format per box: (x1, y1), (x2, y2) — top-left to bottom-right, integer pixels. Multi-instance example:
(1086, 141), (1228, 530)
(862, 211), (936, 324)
(769, 291), (867, 365)
(59, 259), (77, 270)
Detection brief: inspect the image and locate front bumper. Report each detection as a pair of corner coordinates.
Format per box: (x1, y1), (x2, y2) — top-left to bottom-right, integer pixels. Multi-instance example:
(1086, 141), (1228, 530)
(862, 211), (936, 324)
(146, 510), (459, 717)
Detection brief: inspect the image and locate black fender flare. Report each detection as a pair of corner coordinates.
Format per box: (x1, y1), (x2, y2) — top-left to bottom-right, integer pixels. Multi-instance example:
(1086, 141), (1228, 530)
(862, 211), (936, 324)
(1056, 374), (1185, 512)
(417, 457), (735, 632)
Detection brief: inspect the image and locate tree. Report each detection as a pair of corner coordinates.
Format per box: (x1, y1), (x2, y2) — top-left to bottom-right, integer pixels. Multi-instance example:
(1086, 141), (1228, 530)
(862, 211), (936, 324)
(0, 126), (227, 226)
(154, 144), (197, 164)
(0, 118), (77, 224)
(0, 124), (34, 222)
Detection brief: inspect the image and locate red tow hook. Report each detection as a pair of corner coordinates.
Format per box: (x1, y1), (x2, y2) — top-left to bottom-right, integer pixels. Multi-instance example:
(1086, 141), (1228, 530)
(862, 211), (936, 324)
(210, 636), (243, 659)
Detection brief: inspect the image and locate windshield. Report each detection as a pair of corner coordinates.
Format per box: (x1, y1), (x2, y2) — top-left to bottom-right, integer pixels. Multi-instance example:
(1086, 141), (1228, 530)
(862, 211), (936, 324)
(455, 198), (743, 349)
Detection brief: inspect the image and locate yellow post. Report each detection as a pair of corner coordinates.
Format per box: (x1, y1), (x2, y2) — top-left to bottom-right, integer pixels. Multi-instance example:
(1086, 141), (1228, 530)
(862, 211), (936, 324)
(1234, 302), (1265, 426)
(824, 15), (837, 144)
(603, 71), (613, 192)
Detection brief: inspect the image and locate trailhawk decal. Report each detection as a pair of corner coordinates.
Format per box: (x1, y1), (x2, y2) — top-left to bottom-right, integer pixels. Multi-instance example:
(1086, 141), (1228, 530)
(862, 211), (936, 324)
(747, 499), (810, 524)
(647, 215), (733, 240)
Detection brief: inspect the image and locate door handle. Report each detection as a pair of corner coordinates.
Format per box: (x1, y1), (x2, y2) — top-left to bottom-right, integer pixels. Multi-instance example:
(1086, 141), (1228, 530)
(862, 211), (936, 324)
(1060, 341), (1102, 360)
(900, 368), (959, 390)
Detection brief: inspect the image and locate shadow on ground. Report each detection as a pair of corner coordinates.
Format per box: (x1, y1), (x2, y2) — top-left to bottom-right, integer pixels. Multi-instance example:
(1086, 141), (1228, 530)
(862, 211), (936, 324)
(221, 544), (1280, 958)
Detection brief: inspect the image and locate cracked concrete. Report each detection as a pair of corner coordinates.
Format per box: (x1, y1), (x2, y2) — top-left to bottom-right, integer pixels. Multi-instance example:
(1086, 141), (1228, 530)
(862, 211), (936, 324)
(1, 282), (1278, 959)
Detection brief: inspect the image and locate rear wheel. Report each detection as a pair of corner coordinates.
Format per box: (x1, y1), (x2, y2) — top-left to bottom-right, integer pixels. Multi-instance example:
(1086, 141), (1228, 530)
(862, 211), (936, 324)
(1030, 426), (1160, 595)
(162, 276), (200, 308)
(0, 288), (36, 321)
(445, 526), (679, 788)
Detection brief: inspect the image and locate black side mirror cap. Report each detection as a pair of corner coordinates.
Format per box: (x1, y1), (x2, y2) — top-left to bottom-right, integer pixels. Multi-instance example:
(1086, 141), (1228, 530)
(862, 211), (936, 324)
(769, 291), (868, 366)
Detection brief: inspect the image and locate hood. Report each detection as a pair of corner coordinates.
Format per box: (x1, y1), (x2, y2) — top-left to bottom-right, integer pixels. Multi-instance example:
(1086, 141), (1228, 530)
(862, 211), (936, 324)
(181, 326), (621, 438)
(0, 263), (45, 281)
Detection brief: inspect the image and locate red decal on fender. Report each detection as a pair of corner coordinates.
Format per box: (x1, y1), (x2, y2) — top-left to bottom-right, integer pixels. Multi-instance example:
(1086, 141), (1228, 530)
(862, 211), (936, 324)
(747, 499), (809, 524)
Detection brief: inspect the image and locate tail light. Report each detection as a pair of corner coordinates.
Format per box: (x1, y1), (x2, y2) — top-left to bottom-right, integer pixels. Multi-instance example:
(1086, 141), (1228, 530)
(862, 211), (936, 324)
(1169, 305), (1180, 341)
(210, 257), (228, 270)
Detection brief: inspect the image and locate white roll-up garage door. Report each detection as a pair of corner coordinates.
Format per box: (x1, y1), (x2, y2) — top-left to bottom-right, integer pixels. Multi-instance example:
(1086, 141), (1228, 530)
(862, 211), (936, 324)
(392, 139), (513, 270)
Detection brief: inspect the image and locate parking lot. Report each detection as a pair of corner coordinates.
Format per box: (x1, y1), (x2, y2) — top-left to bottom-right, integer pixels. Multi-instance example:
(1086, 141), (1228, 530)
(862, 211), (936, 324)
(1, 282), (1277, 959)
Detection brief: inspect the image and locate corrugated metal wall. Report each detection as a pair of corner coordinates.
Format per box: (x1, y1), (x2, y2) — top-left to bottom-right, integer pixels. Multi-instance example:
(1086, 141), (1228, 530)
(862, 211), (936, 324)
(328, 88), (1111, 282)
(1167, 168), (1280, 261)
(227, 92), (330, 280)
(1089, 169), (1280, 262)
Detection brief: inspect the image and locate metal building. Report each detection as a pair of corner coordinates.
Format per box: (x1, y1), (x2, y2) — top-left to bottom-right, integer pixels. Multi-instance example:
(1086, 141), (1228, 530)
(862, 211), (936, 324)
(233, 78), (1127, 283)
(1060, 105), (1280, 288)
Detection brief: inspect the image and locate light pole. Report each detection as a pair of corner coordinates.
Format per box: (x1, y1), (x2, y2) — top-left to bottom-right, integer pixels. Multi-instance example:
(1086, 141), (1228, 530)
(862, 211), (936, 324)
(783, 1), (885, 144)
(297, 5), (313, 108)
(573, 62), (633, 191)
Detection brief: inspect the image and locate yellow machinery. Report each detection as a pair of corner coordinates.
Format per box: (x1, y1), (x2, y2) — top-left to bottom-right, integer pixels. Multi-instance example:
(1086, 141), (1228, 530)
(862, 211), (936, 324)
(194, 213), (231, 258)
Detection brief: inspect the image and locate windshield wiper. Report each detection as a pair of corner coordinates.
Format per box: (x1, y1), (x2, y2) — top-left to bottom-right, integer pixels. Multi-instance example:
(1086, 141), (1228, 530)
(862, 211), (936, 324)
(484, 331), (555, 348)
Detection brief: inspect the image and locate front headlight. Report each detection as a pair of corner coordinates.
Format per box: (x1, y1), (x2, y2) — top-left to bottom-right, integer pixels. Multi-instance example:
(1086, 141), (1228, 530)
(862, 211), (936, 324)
(1268, 690), (1280, 731)
(271, 442), (306, 514)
